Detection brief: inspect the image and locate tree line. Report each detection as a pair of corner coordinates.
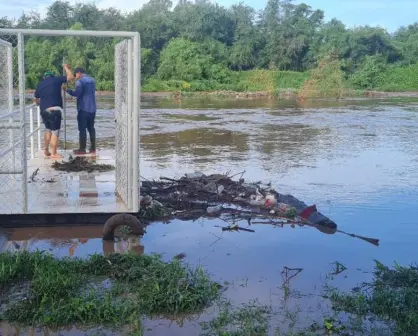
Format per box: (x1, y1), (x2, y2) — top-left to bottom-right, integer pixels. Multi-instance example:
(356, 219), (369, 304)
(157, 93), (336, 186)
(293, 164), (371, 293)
(1, 0), (418, 92)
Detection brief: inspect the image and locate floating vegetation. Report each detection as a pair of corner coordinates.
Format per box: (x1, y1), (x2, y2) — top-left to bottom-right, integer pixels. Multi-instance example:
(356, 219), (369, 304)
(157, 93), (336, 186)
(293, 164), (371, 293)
(52, 155), (114, 173)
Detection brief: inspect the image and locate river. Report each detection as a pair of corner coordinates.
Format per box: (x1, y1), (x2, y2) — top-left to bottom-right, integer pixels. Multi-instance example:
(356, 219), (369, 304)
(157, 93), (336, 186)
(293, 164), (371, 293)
(2, 96), (418, 335)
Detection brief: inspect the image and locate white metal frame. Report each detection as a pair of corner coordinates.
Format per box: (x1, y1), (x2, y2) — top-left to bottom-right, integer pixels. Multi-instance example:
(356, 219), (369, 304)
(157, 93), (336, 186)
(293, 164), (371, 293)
(0, 105), (40, 161)
(28, 105), (42, 158)
(0, 38), (15, 164)
(0, 28), (141, 214)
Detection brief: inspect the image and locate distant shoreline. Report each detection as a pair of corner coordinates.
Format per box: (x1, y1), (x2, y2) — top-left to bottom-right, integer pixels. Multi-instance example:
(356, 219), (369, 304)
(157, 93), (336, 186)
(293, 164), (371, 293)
(25, 89), (418, 100)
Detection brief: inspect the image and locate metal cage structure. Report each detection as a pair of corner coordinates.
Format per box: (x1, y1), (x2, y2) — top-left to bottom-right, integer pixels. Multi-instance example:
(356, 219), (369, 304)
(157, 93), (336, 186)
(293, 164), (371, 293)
(0, 29), (140, 216)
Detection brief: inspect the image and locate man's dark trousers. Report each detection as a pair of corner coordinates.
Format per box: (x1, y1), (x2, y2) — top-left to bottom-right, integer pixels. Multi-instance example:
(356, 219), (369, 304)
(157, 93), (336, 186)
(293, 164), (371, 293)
(77, 110), (96, 152)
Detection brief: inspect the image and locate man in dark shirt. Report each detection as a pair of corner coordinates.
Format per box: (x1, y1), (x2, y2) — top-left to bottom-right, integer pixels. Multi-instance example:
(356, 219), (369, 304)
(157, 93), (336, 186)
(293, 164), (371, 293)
(67, 67), (97, 155)
(34, 64), (73, 159)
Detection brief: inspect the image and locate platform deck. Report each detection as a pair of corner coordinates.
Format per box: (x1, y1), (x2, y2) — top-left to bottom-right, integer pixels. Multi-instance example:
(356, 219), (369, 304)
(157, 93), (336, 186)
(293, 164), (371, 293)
(0, 149), (131, 226)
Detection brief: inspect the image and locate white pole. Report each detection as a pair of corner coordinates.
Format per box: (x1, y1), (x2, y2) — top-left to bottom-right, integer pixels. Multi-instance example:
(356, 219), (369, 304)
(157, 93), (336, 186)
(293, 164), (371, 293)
(7, 44), (15, 171)
(62, 58), (67, 150)
(127, 39), (133, 211)
(132, 33), (140, 213)
(18, 32), (28, 213)
(37, 106), (41, 152)
(29, 107), (34, 159)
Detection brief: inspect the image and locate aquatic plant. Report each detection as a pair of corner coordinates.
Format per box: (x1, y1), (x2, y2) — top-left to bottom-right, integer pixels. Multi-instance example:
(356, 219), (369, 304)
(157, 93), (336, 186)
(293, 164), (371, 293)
(0, 251), (220, 331)
(51, 156), (114, 173)
(200, 300), (271, 336)
(200, 260), (418, 336)
(327, 261), (418, 335)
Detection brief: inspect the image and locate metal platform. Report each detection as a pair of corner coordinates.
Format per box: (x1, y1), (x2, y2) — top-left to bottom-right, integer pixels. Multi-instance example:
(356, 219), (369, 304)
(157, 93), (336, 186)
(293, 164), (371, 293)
(0, 149), (134, 226)
(0, 29), (140, 227)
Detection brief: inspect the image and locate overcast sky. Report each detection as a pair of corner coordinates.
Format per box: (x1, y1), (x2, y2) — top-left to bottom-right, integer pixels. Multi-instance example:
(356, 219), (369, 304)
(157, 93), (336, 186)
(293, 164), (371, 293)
(2, 0), (417, 32)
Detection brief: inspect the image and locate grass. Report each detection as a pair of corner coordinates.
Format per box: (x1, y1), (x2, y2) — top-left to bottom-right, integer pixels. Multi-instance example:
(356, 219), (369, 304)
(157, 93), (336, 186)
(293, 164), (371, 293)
(200, 260), (418, 336)
(1, 251), (416, 336)
(375, 63), (418, 92)
(199, 300), (346, 336)
(142, 70), (310, 95)
(129, 64), (418, 99)
(0, 251), (220, 332)
(235, 70), (309, 94)
(327, 260), (418, 335)
(200, 300), (271, 336)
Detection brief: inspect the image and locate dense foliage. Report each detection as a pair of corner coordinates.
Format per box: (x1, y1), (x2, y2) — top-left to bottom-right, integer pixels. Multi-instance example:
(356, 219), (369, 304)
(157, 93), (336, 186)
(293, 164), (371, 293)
(1, 0), (418, 92)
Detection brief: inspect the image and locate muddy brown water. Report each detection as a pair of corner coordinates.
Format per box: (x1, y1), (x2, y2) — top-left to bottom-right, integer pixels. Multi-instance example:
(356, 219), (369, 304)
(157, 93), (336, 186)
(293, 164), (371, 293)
(2, 96), (418, 335)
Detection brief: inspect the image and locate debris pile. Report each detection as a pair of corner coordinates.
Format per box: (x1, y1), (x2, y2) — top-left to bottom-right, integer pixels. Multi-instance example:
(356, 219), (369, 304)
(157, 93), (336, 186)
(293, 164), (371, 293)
(140, 171), (337, 230)
(52, 156), (114, 173)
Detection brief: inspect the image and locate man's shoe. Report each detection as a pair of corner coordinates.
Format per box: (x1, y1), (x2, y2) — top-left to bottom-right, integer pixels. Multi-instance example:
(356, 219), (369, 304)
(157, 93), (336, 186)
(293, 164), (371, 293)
(73, 149), (86, 155)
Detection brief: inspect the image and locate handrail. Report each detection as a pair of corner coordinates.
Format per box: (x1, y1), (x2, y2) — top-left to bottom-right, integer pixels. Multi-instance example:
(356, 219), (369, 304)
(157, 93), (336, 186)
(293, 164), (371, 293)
(28, 104), (42, 159)
(0, 110), (19, 120)
(0, 104), (41, 161)
(0, 139), (22, 160)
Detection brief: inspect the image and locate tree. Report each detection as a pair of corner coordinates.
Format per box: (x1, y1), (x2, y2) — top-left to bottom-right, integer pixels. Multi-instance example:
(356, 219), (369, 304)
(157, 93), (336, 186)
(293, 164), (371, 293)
(261, 0), (324, 70)
(15, 11), (42, 29)
(229, 4), (260, 70)
(157, 37), (230, 83)
(25, 40), (62, 88)
(394, 23), (418, 65)
(172, 0), (235, 45)
(314, 19), (349, 58)
(126, 0), (174, 51)
(345, 26), (401, 72)
(2, 0), (418, 91)
(72, 3), (101, 30)
(0, 17), (12, 28)
(44, 1), (74, 30)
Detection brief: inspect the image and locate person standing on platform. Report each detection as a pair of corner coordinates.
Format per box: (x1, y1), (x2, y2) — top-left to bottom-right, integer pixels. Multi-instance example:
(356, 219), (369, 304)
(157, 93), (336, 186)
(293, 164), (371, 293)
(34, 64), (73, 159)
(66, 67), (97, 155)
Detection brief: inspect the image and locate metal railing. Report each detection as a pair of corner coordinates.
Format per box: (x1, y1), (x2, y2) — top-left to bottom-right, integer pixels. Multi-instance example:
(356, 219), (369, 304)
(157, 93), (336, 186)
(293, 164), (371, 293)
(0, 110), (21, 166)
(28, 104), (42, 159)
(0, 104), (41, 161)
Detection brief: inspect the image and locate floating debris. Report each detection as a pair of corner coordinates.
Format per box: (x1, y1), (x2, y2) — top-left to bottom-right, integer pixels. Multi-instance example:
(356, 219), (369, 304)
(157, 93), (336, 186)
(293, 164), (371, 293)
(138, 172), (380, 245)
(140, 171), (337, 229)
(52, 155), (114, 173)
(174, 253), (187, 260)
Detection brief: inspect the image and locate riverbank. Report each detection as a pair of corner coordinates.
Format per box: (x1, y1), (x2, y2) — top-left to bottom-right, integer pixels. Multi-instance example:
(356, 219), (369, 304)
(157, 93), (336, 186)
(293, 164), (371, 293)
(25, 89), (418, 101)
(91, 89), (418, 100)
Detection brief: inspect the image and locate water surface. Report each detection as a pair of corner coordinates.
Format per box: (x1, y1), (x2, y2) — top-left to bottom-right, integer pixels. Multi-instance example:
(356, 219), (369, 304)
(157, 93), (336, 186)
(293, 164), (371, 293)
(2, 96), (418, 335)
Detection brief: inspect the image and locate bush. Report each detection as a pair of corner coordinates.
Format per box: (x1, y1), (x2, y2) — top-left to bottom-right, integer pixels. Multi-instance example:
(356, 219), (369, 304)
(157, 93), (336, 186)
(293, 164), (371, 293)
(375, 63), (418, 91)
(350, 55), (387, 89)
(235, 70), (308, 93)
(299, 55), (344, 98)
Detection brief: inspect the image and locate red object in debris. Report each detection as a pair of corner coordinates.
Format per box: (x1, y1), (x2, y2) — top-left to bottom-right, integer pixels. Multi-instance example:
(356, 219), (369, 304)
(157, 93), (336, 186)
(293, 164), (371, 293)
(299, 204), (317, 219)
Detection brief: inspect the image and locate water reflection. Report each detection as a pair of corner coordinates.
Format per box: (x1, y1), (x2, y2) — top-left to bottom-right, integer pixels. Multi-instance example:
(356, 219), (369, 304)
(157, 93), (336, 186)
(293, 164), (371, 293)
(79, 172), (98, 201)
(141, 128), (249, 160)
(1, 226), (144, 257)
(103, 238), (144, 256)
